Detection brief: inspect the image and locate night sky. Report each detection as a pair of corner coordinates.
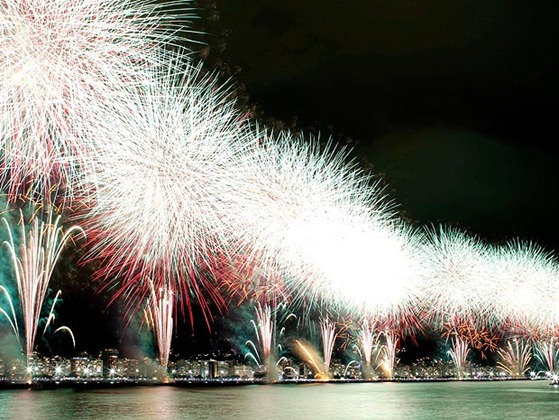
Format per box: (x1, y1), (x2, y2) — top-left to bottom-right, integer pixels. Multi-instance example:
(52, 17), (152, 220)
(13, 1), (559, 360)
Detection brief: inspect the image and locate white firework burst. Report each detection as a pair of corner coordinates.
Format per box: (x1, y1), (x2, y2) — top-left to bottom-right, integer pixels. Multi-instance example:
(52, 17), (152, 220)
(230, 130), (403, 315)
(81, 62), (255, 317)
(420, 225), (492, 327)
(487, 239), (559, 334)
(0, 0), (193, 204)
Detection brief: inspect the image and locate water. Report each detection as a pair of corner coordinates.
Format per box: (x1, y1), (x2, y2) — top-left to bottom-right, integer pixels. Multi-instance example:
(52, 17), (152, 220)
(0, 381), (557, 419)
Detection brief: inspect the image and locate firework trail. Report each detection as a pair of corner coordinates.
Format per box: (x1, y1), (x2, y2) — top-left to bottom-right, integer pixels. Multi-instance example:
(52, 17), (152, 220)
(0, 285), (20, 345)
(80, 63), (255, 326)
(0, 0), (191, 205)
(353, 316), (406, 380)
(293, 339), (327, 380)
(2, 208), (84, 363)
(496, 337), (532, 377)
(358, 319), (376, 368)
(144, 278), (174, 371)
(320, 316), (336, 377)
(378, 330), (399, 380)
(40, 289), (76, 350)
(356, 318), (382, 379)
(448, 335), (469, 379)
(534, 338), (559, 373)
(245, 303), (278, 382)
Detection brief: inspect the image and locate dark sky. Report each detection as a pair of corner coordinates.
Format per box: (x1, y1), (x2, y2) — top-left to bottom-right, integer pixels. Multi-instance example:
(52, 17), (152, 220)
(206, 0), (559, 252)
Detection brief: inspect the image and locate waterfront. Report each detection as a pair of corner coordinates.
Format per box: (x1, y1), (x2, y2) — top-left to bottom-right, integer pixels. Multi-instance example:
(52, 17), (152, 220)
(0, 380), (557, 419)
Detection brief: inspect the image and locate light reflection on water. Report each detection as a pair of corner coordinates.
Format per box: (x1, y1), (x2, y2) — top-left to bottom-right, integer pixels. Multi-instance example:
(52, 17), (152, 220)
(0, 381), (558, 419)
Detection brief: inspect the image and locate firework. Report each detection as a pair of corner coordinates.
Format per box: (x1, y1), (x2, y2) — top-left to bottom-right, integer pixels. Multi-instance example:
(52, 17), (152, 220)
(487, 240), (559, 334)
(320, 316), (337, 377)
(144, 278), (174, 371)
(0, 278), (75, 356)
(534, 338), (559, 373)
(80, 63), (255, 324)
(293, 339), (327, 380)
(448, 336), (470, 379)
(421, 227), (559, 338)
(355, 318), (382, 379)
(234, 130), (423, 321)
(226, 130), (377, 295)
(244, 303), (277, 382)
(496, 337), (532, 378)
(377, 330), (399, 380)
(2, 208), (84, 363)
(0, 0), (191, 205)
(420, 226), (492, 327)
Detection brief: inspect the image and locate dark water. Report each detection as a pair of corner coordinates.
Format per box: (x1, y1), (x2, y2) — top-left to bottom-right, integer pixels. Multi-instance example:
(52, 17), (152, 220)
(0, 381), (557, 419)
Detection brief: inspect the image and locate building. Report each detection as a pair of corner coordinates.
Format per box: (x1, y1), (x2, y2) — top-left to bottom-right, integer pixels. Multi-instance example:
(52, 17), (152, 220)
(72, 352), (102, 378)
(100, 348), (119, 377)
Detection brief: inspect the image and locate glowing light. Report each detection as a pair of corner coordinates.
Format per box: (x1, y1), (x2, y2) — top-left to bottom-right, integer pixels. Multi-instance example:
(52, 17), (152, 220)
(293, 339), (327, 380)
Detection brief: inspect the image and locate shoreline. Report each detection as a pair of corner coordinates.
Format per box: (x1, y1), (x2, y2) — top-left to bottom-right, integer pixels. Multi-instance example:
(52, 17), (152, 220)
(0, 376), (539, 391)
